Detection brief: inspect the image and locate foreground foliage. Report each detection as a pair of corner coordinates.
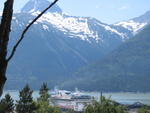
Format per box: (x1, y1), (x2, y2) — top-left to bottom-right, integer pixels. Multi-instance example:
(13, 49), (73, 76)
(36, 83), (61, 113)
(84, 96), (127, 113)
(0, 84), (149, 113)
(138, 105), (150, 113)
(15, 84), (37, 113)
(0, 93), (14, 113)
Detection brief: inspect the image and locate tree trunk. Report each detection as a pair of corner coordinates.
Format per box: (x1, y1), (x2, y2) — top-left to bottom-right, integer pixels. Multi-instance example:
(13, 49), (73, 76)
(0, 0), (58, 97)
(0, 0), (14, 96)
(0, 60), (7, 96)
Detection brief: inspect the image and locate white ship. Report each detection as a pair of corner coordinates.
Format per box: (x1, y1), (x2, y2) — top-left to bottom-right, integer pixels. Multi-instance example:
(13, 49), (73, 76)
(51, 88), (92, 112)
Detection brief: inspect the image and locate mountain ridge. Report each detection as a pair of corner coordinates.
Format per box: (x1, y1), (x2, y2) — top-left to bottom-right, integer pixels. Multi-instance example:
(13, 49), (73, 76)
(114, 11), (150, 33)
(62, 25), (150, 92)
(1, 0), (150, 90)
(21, 0), (62, 13)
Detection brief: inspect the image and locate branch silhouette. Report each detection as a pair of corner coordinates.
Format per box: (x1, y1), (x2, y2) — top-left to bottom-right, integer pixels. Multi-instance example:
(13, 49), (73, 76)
(7, 0), (59, 61)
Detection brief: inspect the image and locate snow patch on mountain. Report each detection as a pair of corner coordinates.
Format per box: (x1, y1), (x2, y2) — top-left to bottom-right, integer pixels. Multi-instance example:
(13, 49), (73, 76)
(43, 25), (49, 30)
(115, 20), (147, 33)
(19, 0), (133, 43)
(98, 23), (127, 40)
(32, 12), (100, 42)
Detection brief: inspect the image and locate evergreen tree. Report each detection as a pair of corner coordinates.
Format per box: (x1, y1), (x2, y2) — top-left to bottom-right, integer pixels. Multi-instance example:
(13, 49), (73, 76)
(36, 100), (61, 113)
(16, 84), (37, 113)
(36, 83), (51, 113)
(36, 83), (61, 113)
(0, 93), (14, 113)
(84, 96), (127, 113)
(38, 83), (50, 103)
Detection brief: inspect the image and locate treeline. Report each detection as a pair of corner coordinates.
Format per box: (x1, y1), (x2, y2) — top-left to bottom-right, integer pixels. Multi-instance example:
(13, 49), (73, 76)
(0, 83), (60, 113)
(85, 96), (150, 113)
(0, 83), (149, 113)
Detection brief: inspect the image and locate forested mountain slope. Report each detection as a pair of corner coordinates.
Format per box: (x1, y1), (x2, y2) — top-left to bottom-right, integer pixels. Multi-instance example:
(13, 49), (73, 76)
(62, 25), (150, 92)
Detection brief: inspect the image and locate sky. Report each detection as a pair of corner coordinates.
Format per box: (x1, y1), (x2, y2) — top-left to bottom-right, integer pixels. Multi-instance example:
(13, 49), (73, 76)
(0, 0), (150, 24)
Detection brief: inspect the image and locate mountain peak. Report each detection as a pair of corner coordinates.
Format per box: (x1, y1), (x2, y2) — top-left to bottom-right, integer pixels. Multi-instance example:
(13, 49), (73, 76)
(21, 0), (62, 13)
(133, 10), (150, 23)
(114, 10), (150, 33)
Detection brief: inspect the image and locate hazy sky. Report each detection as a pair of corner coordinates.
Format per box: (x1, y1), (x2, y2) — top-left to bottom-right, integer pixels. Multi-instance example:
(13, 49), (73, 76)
(0, 0), (150, 24)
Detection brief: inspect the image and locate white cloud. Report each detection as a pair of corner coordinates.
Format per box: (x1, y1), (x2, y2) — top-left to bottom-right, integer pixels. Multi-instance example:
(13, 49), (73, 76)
(119, 6), (128, 10)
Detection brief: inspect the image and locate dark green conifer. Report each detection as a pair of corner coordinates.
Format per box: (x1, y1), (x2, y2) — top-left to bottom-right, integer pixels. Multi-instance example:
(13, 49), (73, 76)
(38, 83), (50, 103)
(16, 84), (37, 113)
(0, 93), (14, 113)
(36, 83), (51, 113)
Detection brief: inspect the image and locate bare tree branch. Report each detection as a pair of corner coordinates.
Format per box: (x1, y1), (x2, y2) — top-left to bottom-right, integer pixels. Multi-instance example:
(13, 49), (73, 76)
(7, 0), (59, 62)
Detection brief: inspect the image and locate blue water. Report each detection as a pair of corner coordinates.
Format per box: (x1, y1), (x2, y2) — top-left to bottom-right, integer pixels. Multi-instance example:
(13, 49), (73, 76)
(86, 92), (150, 105)
(1, 91), (150, 105)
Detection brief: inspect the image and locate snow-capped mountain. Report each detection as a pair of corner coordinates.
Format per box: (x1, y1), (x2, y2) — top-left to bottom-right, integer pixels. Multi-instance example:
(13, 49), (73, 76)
(21, 0), (62, 13)
(114, 11), (150, 33)
(19, 0), (131, 43)
(3, 0), (149, 89)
